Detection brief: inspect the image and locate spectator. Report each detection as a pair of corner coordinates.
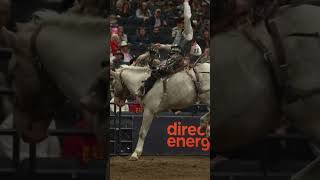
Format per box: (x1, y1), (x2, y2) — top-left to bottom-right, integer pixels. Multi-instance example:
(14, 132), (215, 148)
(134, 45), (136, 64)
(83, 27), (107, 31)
(136, 2), (152, 22)
(146, 0), (156, 13)
(111, 49), (124, 69)
(111, 25), (118, 34)
(192, 12), (203, 31)
(201, 1), (210, 20)
(150, 26), (162, 44)
(162, 1), (179, 24)
(62, 108), (104, 166)
(133, 26), (150, 53)
(120, 41), (132, 63)
(117, 26), (128, 42)
(171, 18), (184, 39)
(115, 0), (131, 18)
(110, 33), (120, 55)
(0, 114), (60, 160)
(191, 0), (201, 14)
(198, 28), (210, 52)
(148, 8), (167, 28)
(115, 0), (125, 10)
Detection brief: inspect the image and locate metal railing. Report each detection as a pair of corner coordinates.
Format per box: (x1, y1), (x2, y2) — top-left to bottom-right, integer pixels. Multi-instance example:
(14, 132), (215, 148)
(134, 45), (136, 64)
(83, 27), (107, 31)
(0, 129), (105, 178)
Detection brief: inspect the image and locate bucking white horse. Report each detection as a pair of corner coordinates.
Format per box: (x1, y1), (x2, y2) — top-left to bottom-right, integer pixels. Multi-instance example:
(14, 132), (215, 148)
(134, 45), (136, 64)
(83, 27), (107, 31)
(111, 64), (210, 160)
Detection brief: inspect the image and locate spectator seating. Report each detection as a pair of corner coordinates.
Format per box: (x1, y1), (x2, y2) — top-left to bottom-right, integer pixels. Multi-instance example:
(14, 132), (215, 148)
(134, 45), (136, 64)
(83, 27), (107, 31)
(16, 158), (104, 180)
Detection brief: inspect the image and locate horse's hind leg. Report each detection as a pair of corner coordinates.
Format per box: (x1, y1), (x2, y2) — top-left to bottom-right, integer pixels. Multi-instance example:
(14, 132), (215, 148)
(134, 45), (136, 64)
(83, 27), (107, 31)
(199, 92), (210, 136)
(200, 111), (210, 137)
(200, 111), (210, 127)
(129, 108), (154, 161)
(284, 96), (320, 180)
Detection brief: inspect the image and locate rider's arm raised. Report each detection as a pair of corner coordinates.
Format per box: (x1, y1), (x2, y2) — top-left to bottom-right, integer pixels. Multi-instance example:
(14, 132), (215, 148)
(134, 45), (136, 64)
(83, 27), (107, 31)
(182, 0), (193, 41)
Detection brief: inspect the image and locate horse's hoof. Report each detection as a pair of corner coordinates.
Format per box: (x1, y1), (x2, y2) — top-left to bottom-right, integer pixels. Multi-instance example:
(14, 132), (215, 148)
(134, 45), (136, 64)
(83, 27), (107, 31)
(129, 155), (139, 161)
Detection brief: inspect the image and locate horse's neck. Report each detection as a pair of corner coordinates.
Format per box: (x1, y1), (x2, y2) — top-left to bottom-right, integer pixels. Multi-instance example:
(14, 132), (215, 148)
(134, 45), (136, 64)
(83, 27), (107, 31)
(122, 69), (149, 95)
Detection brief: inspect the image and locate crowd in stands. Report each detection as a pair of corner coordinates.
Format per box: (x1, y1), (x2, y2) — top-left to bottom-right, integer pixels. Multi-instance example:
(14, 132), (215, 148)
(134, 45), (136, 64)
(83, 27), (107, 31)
(109, 0), (210, 69)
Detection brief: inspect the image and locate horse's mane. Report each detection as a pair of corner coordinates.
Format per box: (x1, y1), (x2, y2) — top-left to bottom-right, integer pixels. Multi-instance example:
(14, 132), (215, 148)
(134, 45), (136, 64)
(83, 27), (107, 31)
(116, 65), (150, 72)
(31, 10), (107, 33)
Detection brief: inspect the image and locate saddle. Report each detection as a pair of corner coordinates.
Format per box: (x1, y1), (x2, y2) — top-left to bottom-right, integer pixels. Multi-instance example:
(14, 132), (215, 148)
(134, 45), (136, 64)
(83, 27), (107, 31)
(160, 63), (206, 105)
(158, 58), (185, 77)
(138, 54), (204, 98)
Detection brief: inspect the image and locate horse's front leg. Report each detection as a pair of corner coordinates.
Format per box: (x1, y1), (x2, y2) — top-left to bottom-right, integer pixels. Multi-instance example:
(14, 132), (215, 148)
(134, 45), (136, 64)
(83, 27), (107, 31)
(129, 108), (155, 161)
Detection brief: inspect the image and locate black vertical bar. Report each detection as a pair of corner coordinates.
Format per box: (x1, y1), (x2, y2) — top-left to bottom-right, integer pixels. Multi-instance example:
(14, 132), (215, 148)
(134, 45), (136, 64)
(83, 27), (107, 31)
(130, 116), (133, 154)
(13, 131), (20, 169)
(113, 103), (117, 155)
(29, 143), (36, 177)
(261, 142), (268, 176)
(210, 0), (214, 178)
(118, 106), (122, 155)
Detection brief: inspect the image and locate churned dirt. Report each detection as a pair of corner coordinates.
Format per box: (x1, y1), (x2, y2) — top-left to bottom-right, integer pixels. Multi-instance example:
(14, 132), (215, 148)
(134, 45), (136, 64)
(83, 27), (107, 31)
(110, 156), (210, 180)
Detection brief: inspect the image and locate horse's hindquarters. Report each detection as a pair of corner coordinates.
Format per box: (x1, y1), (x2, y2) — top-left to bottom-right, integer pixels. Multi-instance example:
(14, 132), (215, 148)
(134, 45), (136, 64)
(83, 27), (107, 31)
(273, 4), (320, 143)
(275, 5), (320, 94)
(213, 31), (281, 153)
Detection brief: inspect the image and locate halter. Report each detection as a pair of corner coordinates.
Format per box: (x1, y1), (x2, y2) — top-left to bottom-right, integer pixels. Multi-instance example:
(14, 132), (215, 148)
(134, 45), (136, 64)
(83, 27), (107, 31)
(113, 69), (130, 100)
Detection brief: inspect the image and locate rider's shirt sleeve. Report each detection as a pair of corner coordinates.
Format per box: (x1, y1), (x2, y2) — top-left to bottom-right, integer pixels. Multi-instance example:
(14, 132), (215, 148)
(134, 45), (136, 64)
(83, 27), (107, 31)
(182, 1), (193, 41)
(183, 1), (192, 19)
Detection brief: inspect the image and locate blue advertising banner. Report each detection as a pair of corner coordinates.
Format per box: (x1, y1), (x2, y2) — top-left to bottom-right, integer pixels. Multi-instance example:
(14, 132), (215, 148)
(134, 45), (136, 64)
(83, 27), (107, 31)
(131, 112), (210, 155)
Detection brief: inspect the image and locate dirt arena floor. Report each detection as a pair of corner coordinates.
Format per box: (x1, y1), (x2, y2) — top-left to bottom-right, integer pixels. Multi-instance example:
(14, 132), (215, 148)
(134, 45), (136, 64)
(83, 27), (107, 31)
(110, 156), (210, 180)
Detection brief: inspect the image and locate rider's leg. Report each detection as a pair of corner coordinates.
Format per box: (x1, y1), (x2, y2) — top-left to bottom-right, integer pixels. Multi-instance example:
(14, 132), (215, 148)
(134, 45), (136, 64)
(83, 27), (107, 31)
(138, 72), (158, 96)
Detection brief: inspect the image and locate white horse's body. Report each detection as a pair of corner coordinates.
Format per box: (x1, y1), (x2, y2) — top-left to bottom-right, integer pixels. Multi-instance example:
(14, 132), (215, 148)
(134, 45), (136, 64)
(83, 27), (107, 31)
(111, 63), (210, 160)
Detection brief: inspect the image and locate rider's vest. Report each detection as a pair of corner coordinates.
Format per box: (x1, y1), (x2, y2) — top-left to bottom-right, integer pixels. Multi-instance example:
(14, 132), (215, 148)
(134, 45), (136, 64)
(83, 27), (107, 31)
(172, 30), (192, 56)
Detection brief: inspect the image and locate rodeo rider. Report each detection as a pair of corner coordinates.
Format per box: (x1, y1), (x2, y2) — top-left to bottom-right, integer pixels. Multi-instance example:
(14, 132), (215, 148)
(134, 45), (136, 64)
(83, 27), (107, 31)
(138, 0), (203, 97)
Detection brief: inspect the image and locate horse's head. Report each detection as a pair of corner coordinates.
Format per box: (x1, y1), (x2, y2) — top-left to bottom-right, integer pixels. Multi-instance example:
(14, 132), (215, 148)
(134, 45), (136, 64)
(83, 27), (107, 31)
(110, 69), (129, 107)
